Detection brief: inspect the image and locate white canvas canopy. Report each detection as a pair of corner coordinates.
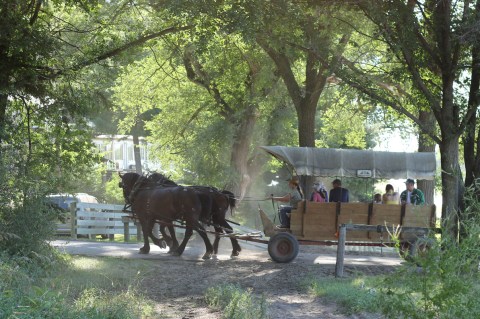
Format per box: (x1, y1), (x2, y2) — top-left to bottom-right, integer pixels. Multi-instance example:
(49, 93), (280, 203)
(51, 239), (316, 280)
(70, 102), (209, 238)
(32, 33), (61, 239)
(260, 146), (436, 180)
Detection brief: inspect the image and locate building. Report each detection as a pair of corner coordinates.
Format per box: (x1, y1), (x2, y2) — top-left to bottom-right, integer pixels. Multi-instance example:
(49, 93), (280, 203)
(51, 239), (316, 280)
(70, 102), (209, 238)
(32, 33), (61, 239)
(93, 135), (161, 172)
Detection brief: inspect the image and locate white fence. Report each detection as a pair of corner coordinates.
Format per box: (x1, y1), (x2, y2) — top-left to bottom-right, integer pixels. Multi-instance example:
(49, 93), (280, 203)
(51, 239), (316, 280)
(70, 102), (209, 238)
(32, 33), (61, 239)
(56, 202), (142, 241)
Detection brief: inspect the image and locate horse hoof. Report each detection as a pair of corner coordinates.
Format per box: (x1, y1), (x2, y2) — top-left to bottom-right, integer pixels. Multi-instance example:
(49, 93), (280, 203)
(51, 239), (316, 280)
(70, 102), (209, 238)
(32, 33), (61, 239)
(160, 240), (167, 249)
(231, 251), (240, 257)
(171, 251), (181, 256)
(202, 253), (213, 260)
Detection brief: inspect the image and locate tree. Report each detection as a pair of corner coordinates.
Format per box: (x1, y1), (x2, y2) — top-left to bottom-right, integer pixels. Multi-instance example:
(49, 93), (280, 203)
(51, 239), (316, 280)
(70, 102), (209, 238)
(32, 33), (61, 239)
(113, 34), (286, 198)
(336, 1), (480, 237)
(0, 0), (190, 254)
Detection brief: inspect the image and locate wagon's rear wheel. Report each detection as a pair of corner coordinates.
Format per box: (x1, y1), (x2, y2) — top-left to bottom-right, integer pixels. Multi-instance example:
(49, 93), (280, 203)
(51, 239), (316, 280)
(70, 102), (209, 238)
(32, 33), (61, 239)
(399, 238), (435, 263)
(398, 242), (411, 260)
(409, 238), (435, 260)
(268, 232), (299, 263)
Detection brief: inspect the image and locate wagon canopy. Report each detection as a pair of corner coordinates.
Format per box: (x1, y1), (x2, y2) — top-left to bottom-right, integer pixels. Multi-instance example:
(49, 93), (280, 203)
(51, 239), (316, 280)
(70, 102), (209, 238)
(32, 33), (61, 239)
(260, 146), (436, 180)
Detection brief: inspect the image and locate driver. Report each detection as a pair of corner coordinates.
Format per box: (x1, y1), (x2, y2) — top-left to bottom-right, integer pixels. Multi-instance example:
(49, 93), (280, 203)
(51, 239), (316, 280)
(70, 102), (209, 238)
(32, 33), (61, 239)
(270, 177), (303, 228)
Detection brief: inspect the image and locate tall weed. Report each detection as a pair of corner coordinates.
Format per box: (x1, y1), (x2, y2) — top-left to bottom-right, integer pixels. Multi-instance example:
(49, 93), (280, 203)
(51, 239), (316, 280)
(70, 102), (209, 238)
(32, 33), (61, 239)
(205, 284), (269, 319)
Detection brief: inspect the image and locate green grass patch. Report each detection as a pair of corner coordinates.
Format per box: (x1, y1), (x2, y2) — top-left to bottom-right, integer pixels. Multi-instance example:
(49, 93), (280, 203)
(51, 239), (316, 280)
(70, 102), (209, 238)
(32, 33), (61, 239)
(0, 254), (155, 319)
(300, 276), (380, 315)
(205, 284), (269, 319)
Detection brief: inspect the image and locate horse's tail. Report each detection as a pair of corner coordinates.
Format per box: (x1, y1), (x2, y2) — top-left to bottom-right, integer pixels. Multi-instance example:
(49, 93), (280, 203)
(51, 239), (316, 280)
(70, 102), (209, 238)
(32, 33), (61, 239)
(222, 190), (236, 215)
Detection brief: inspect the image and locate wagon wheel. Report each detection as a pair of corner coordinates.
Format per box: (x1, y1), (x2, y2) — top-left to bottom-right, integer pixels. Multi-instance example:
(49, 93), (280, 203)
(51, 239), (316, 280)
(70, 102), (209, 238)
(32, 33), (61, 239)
(398, 242), (411, 260)
(268, 232), (299, 263)
(409, 237), (435, 261)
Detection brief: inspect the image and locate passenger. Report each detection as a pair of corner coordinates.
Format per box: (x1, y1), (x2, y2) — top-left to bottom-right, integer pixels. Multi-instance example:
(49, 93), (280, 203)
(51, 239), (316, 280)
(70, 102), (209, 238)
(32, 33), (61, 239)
(270, 177), (303, 228)
(311, 182), (328, 203)
(400, 178), (425, 205)
(373, 193), (382, 204)
(329, 179), (349, 202)
(382, 184), (399, 204)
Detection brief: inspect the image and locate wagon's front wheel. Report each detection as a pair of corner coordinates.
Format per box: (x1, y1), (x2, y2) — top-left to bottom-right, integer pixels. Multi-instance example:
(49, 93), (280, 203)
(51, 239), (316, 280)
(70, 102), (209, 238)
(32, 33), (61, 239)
(268, 232), (299, 263)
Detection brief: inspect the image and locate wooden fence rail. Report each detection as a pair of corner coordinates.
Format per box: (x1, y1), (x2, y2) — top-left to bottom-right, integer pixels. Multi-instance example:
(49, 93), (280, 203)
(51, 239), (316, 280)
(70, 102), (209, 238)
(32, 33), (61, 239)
(56, 202), (143, 242)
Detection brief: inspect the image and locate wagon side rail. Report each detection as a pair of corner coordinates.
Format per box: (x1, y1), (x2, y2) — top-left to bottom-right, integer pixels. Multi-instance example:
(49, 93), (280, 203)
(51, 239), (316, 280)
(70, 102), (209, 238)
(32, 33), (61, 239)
(335, 223), (437, 277)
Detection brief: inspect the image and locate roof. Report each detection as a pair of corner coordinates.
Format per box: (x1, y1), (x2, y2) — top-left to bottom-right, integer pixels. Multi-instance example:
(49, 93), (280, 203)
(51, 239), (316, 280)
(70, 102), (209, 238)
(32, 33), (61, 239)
(260, 146), (436, 180)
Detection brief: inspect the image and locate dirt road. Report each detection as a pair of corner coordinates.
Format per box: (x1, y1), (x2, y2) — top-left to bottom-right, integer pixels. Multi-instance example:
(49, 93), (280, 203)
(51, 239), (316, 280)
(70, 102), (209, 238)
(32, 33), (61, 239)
(52, 236), (398, 318)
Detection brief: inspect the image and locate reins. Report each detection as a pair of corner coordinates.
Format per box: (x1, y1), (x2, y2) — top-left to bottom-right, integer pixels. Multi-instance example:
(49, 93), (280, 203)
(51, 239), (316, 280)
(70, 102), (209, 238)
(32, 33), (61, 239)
(122, 207), (237, 236)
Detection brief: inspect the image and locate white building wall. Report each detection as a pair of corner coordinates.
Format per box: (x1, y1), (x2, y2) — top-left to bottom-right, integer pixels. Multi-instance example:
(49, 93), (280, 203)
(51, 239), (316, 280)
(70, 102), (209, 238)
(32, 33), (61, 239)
(93, 135), (160, 172)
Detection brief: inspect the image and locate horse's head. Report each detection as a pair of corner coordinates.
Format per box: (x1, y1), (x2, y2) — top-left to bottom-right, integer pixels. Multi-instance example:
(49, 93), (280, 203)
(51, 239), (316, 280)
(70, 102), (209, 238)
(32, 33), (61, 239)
(119, 172), (142, 203)
(222, 190), (237, 214)
(148, 172), (178, 186)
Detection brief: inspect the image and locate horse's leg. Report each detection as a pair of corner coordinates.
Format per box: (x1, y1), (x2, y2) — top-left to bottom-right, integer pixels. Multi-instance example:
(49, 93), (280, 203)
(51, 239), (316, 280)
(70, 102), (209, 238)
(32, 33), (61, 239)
(156, 224), (171, 249)
(194, 221), (214, 260)
(166, 224), (179, 253)
(148, 222), (164, 248)
(212, 226), (222, 255)
(217, 217), (241, 257)
(171, 226), (192, 257)
(139, 218), (151, 254)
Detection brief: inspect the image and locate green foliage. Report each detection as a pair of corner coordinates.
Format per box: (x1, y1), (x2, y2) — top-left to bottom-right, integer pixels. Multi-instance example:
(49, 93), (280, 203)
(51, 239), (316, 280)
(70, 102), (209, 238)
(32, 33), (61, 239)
(112, 33), (286, 188)
(205, 284), (269, 319)
(374, 185), (480, 319)
(105, 173), (124, 204)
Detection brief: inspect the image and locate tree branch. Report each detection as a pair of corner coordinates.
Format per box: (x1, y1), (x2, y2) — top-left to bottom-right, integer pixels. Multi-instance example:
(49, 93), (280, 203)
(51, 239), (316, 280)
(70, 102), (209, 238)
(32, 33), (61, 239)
(53, 25), (192, 77)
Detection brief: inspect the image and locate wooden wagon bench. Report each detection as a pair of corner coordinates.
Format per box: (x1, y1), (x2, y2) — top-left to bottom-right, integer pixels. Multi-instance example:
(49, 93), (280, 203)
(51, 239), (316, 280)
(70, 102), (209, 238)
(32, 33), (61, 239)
(290, 200), (436, 242)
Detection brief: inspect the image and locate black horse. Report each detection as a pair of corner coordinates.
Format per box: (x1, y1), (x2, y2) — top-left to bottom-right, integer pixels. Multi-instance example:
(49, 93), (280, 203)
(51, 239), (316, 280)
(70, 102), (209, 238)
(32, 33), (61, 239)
(119, 172), (214, 259)
(148, 173), (241, 257)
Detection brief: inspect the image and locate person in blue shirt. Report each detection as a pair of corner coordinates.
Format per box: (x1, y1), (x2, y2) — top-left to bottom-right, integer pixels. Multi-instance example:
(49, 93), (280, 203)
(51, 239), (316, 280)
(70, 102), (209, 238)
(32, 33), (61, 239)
(329, 179), (349, 202)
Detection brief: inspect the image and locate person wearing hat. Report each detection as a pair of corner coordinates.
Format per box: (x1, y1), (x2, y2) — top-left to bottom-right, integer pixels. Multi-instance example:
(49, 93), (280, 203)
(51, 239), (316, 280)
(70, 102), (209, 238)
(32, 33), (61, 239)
(311, 182), (328, 203)
(270, 177), (303, 228)
(400, 178), (425, 205)
(329, 179), (349, 203)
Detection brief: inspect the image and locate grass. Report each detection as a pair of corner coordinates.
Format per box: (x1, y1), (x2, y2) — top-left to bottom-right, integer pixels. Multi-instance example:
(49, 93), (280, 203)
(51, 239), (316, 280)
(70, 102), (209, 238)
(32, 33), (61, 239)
(0, 255), (155, 319)
(300, 276), (380, 315)
(205, 284), (269, 319)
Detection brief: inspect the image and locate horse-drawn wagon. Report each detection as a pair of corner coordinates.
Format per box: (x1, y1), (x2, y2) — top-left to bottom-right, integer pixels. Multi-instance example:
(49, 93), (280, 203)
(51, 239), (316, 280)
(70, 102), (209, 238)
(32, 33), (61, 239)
(258, 146), (437, 263)
(118, 146), (437, 265)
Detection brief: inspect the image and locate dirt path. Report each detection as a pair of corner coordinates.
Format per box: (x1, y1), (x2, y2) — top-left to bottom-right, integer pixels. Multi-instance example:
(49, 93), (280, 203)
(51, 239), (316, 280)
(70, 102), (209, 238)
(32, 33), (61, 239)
(53, 236), (399, 318)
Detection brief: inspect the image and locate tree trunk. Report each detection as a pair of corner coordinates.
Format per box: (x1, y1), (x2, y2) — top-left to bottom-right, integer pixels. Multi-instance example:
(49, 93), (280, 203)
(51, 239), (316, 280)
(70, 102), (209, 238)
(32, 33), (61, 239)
(417, 110), (436, 205)
(464, 32), (480, 189)
(297, 99), (317, 147)
(297, 98), (318, 196)
(439, 136), (461, 239)
(230, 104), (259, 199)
(132, 132), (142, 174)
